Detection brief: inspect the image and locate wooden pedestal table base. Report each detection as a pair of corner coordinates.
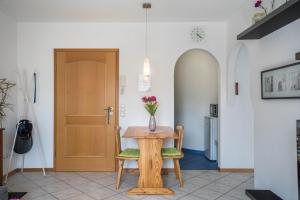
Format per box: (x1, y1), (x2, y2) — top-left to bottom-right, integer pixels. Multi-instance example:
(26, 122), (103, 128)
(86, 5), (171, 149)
(128, 138), (174, 195)
(123, 126), (178, 195)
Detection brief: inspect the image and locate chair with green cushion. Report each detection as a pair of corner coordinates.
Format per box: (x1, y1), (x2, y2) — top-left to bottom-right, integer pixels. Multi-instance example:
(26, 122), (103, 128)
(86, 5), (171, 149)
(115, 126), (139, 189)
(162, 125), (184, 187)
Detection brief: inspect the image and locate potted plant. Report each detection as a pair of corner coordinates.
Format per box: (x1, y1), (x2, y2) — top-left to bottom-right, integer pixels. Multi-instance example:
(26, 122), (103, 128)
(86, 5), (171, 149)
(142, 96), (158, 132)
(0, 79), (16, 128)
(253, 0), (268, 23)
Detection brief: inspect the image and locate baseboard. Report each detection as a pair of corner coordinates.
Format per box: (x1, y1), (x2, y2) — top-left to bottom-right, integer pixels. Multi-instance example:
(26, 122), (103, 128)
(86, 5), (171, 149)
(5, 168), (253, 176)
(4, 168), (171, 178)
(15, 168), (55, 173)
(3, 168), (54, 179)
(2, 168), (19, 180)
(2, 168), (19, 184)
(219, 168), (254, 173)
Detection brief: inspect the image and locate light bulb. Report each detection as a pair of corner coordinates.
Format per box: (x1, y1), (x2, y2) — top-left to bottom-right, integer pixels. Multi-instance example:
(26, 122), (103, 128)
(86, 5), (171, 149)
(143, 57), (151, 77)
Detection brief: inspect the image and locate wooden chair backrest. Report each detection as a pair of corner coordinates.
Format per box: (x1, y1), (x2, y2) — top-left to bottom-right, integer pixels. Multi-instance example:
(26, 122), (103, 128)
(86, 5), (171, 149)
(115, 126), (122, 155)
(175, 125), (184, 152)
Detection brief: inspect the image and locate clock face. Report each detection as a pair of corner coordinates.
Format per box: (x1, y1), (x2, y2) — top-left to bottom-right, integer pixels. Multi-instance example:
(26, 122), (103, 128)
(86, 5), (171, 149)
(191, 27), (205, 42)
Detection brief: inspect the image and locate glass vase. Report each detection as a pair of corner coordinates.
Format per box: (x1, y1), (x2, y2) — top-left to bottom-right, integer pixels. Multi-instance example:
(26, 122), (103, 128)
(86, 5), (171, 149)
(252, 12), (267, 24)
(149, 115), (156, 132)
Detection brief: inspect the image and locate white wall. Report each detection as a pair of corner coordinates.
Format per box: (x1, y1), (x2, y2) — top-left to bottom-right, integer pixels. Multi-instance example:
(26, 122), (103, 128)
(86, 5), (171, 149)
(252, 22), (300, 200)
(221, 43), (254, 169)
(17, 22), (231, 168)
(174, 49), (218, 151)
(227, 6), (300, 199)
(0, 11), (18, 173)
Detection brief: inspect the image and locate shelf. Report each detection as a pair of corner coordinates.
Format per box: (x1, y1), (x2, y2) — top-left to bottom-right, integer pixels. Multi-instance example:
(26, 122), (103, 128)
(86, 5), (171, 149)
(245, 190), (283, 200)
(237, 0), (300, 40)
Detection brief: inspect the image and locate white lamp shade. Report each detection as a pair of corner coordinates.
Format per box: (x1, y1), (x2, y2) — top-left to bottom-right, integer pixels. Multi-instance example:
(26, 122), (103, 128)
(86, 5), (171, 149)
(143, 57), (151, 76)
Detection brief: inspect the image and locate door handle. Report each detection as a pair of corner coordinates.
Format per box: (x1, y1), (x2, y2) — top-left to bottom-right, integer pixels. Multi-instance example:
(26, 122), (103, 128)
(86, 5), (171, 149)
(104, 106), (113, 124)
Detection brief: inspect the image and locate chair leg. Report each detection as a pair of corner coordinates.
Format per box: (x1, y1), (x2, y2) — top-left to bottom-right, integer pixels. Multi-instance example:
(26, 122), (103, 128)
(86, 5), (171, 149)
(116, 159), (124, 189)
(174, 159), (183, 187)
(173, 159), (179, 180)
(136, 160), (140, 175)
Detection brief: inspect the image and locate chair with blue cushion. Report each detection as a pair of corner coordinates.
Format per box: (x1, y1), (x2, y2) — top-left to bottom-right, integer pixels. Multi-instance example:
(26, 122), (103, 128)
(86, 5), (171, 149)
(115, 126), (139, 189)
(162, 125), (184, 187)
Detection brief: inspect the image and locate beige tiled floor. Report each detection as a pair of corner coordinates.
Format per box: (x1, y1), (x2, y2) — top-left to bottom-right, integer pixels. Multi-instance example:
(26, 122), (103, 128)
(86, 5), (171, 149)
(6, 170), (254, 200)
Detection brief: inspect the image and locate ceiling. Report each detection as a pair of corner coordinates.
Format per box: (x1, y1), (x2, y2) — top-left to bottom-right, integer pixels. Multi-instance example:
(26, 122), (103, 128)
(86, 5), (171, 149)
(0, 0), (247, 22)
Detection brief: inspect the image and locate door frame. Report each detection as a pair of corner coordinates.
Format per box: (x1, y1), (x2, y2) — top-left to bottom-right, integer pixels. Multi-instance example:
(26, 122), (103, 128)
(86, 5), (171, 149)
(54, 48), (119, 171)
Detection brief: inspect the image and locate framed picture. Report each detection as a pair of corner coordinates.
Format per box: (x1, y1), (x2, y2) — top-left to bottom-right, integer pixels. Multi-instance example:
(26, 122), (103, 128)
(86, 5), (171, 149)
(261, 62), (300, 99)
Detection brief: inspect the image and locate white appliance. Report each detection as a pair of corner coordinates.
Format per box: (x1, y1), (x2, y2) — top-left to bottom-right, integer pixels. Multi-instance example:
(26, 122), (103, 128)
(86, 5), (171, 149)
(204, 116), (218, 160)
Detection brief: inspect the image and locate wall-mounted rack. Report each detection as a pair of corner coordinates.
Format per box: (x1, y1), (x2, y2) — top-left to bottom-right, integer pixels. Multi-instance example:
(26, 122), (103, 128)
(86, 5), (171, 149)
(237, 0), (300, 40)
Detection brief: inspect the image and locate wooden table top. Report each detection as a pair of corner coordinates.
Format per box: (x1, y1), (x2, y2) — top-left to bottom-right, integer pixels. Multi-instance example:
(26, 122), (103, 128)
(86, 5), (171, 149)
(123, 126), (179, 139)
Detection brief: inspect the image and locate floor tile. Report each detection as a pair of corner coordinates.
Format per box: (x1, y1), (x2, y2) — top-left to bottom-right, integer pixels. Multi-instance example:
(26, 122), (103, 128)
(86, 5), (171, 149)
(182, 170), (206, 179)
(164, 189), (188, 199)
(74, 181), (103, 193)
(66, 193), (95, 200)
(52, 188), (83, 199)
(23, 172), (50, 181)
(61, 176), (91, 187)
(187, 177), (211, 187)
(32, 176), (61, 187)
(192, 188), (223, 200)
(207, 171), (231, 176)
(179, 194), (206, 200)
(144, 196), (168, 200)
(54, 172), (82, 181)
(6, 170), (253, 200)
(21, 188), (49, 199)
(106, 194), (131, 200)
(202, 182), (233, 194)
(123, 193), (146, 200)
(172, 182), (201, 193)
(87, 187), (117, 200)
(122, 173), (139, 183)
(226, 188), (249, 200)
(198, 172), (228, 182)
(41, 181), (72, 193)
(236, 182), (254, 191)
(78, 172), (110, 181)
(226, 173), (253, 182)
(164, 176), (179, 187)
(216, 176), (243, 188)
(93, 176), (116, 186)
(215, 195), (240, 200)
(24, 194), (57, 200)
(106, 182), (136, 193)
(7, 181), (38, 192)
(7, 174), (29, 186)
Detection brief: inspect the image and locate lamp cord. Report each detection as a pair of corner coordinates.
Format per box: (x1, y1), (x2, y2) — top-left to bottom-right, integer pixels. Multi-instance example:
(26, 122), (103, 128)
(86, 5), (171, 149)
(145, 7), (148, 58)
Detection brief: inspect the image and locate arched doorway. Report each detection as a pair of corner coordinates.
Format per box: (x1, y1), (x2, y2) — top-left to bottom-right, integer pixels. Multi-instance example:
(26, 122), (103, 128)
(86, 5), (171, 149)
(174, 49), (219, 170)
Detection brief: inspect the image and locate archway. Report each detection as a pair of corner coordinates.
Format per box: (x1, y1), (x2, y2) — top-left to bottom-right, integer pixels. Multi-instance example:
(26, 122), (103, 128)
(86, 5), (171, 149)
(174, 49), (219, 169)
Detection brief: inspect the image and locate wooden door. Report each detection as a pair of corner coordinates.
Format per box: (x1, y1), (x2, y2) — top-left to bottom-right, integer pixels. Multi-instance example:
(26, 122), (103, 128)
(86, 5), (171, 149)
(55, 49), (118, 171)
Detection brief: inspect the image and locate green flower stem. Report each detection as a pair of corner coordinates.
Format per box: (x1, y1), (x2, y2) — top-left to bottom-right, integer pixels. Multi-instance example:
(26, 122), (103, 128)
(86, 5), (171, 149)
(144, 103), (158, 116)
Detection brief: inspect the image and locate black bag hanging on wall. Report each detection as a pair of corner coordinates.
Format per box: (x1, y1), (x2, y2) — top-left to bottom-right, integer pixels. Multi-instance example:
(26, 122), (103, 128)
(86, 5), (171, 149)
(14, 120), (33, 154)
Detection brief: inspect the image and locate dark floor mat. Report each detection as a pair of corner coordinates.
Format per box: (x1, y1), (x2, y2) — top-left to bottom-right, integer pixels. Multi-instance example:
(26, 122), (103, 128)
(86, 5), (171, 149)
(180, 148), (218, 170)
(245, 190), (283, 200)
(8, 192), (27, 199)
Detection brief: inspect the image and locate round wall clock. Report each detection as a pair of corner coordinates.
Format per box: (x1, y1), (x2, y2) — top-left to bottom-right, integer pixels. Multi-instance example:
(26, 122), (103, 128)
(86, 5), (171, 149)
(191, 27), (205, 42)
